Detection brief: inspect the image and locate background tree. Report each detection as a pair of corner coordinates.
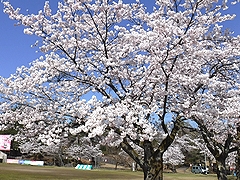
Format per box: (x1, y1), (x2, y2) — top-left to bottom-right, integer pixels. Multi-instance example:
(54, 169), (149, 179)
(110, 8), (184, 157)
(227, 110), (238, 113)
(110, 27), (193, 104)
(192, 96), (240, 180)
(163, 139), (185, 173)
(1, 0), (240, 180)
(100, 146), (135, 170)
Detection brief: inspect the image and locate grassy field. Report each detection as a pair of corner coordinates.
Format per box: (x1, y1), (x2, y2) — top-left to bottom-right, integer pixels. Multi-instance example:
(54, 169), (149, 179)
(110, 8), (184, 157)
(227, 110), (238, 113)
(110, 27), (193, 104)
(0, 163), (235, 180)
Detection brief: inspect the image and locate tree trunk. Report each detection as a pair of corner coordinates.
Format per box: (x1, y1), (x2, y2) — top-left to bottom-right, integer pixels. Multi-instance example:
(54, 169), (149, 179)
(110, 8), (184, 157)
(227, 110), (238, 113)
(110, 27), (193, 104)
(216, 160), (228, 180)
(120, 119), (181, 180)
(58, 153), (64, 166)
(170, 165), (177, 173)
(142, 154), (164, 180)
(115, 162), (118, 170)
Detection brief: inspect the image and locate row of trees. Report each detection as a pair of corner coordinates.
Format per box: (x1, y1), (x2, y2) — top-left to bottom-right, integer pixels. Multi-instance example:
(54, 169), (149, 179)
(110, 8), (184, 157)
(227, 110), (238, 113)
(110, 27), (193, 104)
(0, 0), (240, 180)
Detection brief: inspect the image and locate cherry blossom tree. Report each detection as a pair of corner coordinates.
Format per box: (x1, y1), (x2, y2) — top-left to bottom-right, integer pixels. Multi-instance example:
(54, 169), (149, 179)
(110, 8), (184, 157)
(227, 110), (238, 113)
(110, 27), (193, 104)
(163, 137), (186, 173)
(1, 0), (240, 179)
(17, 134), (101, 165)
(179, 94), (240, 180)
(194, 119), (239, 179)
(190, 87), (240, 180)
(65, 136), (102, 162)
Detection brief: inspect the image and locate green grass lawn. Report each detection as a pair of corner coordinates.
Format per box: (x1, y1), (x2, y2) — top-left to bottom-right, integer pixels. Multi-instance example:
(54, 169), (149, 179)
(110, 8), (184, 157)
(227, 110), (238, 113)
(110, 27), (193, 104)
(0, 163), (235, 180)
(1, 164), (142, 180)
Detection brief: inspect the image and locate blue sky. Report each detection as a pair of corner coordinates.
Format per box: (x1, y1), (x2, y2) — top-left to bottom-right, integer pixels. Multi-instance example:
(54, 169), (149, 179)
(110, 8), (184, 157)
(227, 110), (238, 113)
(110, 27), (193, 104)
(0, 0), (239, 78)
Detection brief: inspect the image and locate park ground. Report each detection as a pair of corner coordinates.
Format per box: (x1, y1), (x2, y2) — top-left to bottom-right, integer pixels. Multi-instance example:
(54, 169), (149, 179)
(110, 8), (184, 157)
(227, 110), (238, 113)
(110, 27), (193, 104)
(0, 163), (236, 180)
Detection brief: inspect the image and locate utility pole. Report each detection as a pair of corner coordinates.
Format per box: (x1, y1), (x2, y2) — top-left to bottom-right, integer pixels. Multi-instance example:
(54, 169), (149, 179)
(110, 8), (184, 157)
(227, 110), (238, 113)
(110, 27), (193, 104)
(204, 147), (207, 174)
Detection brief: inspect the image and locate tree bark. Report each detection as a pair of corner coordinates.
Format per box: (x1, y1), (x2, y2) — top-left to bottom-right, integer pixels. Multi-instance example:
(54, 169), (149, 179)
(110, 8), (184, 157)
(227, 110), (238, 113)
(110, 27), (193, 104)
(121, 140), (165, 180)
(216, 159), (228, 180)
(142, 153), (164, 180)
